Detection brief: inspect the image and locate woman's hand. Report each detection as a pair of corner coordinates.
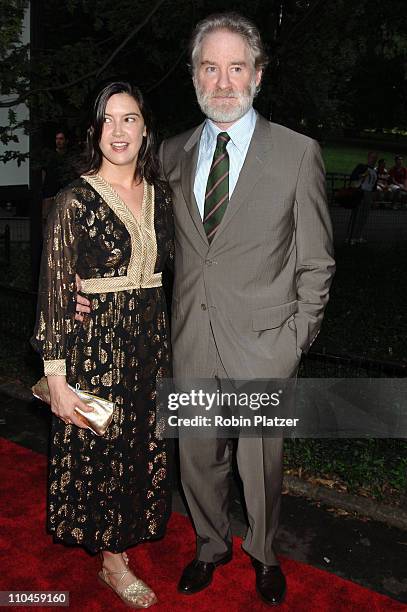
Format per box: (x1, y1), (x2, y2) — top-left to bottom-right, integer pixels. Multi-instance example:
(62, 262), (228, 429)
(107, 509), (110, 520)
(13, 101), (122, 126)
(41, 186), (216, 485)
(47, 375), (94, 428)
(75, 273), (91, 323)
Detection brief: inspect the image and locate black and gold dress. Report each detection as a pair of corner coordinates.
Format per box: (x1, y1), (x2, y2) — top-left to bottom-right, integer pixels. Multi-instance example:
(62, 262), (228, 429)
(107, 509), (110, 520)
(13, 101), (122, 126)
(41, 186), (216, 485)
(32, 174), (173, 554)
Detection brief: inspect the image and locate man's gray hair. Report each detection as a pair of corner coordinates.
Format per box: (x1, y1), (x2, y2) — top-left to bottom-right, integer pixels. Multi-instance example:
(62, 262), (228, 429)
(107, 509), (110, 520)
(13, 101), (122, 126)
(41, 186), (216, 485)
(189, 12), (269, 75)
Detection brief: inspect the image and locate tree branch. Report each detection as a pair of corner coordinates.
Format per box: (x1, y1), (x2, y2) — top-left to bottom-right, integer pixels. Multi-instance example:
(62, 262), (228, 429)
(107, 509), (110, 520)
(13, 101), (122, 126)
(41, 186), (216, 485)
(0, 0), (166, 108)
(95, 0), (166, 77)
(146, 48), (187, 93)
(278, 0), (327, 50)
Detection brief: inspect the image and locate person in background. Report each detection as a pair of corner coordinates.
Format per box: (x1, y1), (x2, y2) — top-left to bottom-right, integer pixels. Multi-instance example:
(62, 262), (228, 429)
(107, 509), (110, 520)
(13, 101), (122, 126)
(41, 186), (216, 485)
(347, 151), (378, 244)
(388, 155), (407, 210)
(41, 130), (76, 228)
(374, 159), (391, 208)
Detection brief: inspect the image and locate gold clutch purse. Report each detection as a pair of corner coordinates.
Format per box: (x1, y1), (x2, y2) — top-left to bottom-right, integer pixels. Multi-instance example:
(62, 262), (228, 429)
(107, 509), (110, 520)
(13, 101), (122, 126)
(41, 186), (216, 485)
(31, 376), (114, 436)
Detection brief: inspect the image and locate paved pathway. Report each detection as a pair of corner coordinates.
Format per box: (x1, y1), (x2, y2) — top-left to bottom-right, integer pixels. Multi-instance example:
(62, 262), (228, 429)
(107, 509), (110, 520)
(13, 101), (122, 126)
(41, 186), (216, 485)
(331, 206), (407, 243)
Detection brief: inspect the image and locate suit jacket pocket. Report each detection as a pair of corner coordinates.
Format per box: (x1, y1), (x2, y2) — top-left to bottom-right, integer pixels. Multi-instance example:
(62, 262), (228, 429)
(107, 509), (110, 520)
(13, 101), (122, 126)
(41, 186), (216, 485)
(287, 314), (303, 358)
(252, 300), (298, 331)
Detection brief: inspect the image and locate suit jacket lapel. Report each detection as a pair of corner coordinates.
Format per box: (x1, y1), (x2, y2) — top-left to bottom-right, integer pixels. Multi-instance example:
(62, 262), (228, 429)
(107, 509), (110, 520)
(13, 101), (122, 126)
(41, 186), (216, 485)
(180, 122), (209, 247)
(210, 113), (273, 246)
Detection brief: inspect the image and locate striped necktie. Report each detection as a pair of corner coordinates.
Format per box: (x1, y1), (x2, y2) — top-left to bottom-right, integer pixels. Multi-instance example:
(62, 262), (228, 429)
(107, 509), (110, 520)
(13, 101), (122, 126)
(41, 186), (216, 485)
(203, 132), (231, 243)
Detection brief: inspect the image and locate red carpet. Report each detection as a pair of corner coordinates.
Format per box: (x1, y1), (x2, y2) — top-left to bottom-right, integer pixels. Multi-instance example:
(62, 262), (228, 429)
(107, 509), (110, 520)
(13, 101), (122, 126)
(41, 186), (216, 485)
(0, 437), (404, 612)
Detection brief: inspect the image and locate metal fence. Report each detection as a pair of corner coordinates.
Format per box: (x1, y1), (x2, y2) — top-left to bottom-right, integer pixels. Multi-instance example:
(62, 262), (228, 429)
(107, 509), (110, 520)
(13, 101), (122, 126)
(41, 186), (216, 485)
(0, 225), (10, 265)
(1, 176), (407, 373)
(1, 176), (407, 251)
(0, 285), (37, 341)
(1, 284), (406, 380)
(0, 217), (30, 242)
(325, 172), (352, 205)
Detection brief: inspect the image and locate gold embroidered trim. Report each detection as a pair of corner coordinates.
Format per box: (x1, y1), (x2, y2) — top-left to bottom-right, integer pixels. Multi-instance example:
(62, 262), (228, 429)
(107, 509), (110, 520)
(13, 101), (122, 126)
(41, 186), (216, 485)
(80, 175), (160, 293)
(44, 359), (66, 376)
(80, 273), (162, 293)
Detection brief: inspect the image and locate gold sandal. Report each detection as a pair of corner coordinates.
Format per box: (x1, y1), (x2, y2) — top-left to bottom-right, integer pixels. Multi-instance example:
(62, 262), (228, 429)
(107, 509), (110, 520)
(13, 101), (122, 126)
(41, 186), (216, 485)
(98, 564), (157, 609)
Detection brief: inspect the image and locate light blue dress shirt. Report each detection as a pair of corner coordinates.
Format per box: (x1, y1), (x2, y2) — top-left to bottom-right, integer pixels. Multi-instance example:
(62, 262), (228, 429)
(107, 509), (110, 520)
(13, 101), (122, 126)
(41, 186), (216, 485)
(193, 107), (257, 219)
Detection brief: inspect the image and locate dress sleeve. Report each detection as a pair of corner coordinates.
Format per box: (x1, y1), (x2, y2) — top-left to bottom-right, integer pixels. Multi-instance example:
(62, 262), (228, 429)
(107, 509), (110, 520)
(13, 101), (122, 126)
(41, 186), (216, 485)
(158, 142), (174, 269)
(31, 188), (83, 375)
(166, 192), (175, 271)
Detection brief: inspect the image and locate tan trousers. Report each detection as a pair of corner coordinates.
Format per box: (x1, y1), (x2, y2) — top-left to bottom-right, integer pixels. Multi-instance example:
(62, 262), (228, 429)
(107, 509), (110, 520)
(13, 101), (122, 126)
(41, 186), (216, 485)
(178, 331), (283, 566)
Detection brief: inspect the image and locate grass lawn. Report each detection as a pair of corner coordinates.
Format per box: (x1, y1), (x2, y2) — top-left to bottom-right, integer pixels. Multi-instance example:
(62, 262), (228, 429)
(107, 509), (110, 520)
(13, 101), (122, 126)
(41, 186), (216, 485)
(321, 144), (403, 174)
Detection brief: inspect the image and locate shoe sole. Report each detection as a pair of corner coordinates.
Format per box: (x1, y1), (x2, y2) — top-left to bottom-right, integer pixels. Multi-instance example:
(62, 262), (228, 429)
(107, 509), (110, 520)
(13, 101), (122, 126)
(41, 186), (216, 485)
(177, 554), (232, 595)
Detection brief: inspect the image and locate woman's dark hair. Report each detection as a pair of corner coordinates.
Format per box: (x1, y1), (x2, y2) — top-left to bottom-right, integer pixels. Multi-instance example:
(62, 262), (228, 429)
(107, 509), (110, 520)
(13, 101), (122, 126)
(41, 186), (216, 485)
(82, 80), (166, 189)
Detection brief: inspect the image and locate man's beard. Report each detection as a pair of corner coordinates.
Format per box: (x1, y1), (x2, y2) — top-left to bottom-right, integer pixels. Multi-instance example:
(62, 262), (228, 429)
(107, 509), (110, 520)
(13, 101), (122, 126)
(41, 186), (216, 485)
(194, 78), (257, 124)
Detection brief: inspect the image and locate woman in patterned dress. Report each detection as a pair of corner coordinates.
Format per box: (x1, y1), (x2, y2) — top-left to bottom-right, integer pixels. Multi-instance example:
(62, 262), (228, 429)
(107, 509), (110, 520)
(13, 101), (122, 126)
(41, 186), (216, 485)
(31, 81), (174, 608)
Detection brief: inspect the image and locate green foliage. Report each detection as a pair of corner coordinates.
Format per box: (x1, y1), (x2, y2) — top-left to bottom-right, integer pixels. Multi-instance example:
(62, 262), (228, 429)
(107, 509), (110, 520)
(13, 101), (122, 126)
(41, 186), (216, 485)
(268, 0), (407, 134)
(0, 0), (30, 163)
(0, 0), (28, 57)
(284, 438), (407, 500)
(0, 5), (28, 98)
(1, 0), (407, 163)
(322, 143), (402, 174)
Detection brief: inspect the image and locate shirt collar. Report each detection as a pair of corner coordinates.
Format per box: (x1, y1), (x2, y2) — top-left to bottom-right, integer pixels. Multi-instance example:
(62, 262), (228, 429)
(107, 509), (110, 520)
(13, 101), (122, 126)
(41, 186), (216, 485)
(202, 107), (257, 154)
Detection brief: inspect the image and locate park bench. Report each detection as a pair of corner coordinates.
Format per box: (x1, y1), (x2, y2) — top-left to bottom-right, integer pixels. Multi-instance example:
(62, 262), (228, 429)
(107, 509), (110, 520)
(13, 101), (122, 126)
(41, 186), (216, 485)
(325, 172), (404, 209)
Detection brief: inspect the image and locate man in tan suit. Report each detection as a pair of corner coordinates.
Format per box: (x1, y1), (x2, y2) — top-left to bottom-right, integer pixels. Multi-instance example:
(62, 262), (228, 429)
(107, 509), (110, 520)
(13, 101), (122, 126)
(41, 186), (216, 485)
(76, 12), (335, 606)
(159, 12), (335, 606)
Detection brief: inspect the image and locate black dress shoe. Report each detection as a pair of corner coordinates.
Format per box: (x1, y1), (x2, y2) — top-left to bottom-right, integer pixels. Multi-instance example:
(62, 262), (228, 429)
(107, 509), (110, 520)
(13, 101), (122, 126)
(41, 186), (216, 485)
(252, 559), (286, 606)
(178, 554), (232, 594)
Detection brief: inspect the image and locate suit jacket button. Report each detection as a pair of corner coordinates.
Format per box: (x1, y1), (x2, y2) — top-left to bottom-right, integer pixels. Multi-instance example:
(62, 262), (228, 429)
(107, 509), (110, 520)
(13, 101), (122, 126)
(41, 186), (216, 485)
(201, 303), (207, 311)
